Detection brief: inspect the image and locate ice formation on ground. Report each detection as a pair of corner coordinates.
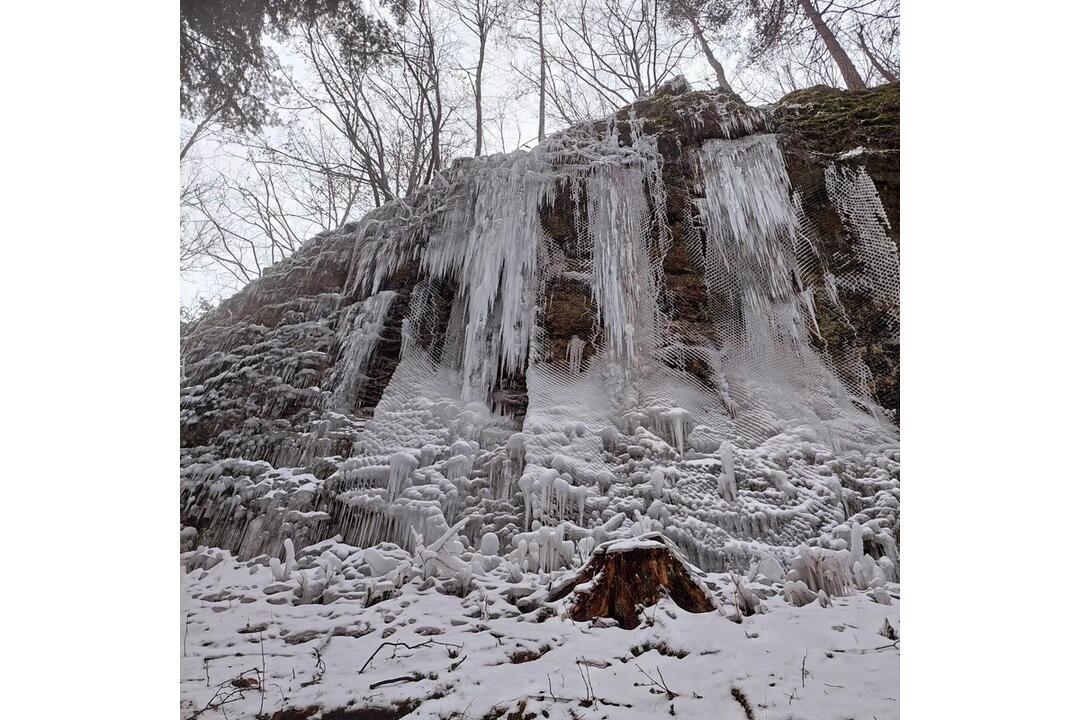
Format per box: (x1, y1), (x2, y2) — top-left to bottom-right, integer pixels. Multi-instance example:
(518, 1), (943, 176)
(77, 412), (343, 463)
(181, 82), (900, 719)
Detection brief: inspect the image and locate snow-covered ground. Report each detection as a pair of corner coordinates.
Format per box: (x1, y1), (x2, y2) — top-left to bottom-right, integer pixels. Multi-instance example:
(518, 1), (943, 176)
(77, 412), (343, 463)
(181, 544), (898, 719)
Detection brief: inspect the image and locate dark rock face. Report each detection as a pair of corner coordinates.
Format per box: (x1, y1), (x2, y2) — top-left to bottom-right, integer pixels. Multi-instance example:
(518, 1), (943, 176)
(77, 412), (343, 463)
(773, 84), (900, 419)
(548, 535), (715, 629)
(180, 82), (900, 574)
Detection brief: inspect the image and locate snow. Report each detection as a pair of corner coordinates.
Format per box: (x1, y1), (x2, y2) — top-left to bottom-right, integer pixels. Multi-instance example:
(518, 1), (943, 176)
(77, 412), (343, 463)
(600, 537), (667, 553)
(181, 545), (899, 719)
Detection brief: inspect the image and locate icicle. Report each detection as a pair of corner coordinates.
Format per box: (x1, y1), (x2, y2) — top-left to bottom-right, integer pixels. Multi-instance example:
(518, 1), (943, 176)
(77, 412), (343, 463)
(388, 452), (418, 500)
(696, 134), (817, 373)
(327, 290), (399, 412)
(567, 335), (585, 373)
(660, 407), (694, 454)
(585, 162), (661, 365)
(850, 521), (865, 564)
(420, 150), (556, 403)
(696, 135), (800, 300)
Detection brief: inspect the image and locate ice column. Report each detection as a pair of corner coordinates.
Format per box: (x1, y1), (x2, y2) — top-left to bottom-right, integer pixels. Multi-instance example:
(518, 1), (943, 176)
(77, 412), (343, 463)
(586, 163), (660, 364)
(696, 135), (815, 372)
(422, 151), (556, 404)
(327, 290), (399, 411)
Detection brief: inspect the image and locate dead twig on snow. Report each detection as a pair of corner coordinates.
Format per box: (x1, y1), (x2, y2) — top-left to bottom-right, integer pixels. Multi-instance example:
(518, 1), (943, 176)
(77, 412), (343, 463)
(369, 672), (435, 690)
(634, 664), (678, 700)
(730, 686), (755, 720)
(576, 657), (595, 706)
(358, 639), (463, 673)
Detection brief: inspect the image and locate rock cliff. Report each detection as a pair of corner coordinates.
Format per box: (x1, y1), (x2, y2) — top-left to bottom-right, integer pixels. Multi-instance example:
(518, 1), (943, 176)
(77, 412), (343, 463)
(180, 81), (901, 720)
(180, 81), (900, 584)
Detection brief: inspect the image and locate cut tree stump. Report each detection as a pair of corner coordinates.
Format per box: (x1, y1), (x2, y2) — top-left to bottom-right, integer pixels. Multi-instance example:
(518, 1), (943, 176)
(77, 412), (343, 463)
(548, 532), (715, 629)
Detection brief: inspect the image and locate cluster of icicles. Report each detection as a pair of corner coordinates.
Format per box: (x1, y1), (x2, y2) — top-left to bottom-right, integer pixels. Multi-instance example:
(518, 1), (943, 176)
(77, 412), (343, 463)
(337, 112), (680, 406)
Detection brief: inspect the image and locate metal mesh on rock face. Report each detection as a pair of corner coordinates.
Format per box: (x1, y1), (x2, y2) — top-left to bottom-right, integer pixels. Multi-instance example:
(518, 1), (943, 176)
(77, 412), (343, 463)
(826, 163), (900, 332)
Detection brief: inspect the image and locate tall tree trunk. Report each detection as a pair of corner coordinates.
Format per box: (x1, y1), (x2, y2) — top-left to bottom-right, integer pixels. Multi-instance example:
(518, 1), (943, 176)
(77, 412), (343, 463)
(475, 33), (486, 156)
(430, 84), (443, 176)
(797, 0), (866, 90)
(180, 104), (222, 161)
(537, 1), (546, 143)
(856, 26), (898, 84)
(422, 0), (442, 178)
(687, 16), (733, 94)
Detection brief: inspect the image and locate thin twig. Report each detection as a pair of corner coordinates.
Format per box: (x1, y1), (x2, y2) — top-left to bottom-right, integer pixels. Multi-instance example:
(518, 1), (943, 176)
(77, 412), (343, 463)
(369, 673), (425, 690)
(358, 639), (463, 673)
(258, 632), (266, 718)
(634, 663), (678, 700)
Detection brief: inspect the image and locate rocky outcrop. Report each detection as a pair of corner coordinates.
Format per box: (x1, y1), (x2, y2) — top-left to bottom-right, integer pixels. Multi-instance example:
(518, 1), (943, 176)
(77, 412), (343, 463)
(773, 84), (900, 417)
(180, 81), (900, 588)
(183, 84), (899, 433)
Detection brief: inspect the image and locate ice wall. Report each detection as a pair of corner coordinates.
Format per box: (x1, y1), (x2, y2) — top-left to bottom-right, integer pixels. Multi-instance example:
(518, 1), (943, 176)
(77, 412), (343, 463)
(181, 85), (901, 595)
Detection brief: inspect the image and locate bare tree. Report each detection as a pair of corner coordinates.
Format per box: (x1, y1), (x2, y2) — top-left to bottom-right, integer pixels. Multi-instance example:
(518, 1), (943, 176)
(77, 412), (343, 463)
(825, 0), (899, 84)
(487, 82), (530, 152)
(414, 0), (452, 178)
(444, 0), (510, 156)
(180, 176), (218, 273)
(855, 24), (895, 82)
(546, 0), (693, 117)
(796, 0), (864, 89)
(284, 1), (464, 204)
(663, 1), (736, 93)
(738, 0), (902, 93)
(180, 113), (223, 274)
(181, 121), (368, 291)
(506, 0), (551, 143)
(184, 167), (271, 286)
(180, 0), (475, 312)
(535, 0), (547, 141)
(529, 0), (550, 142)
(180, 105), (224, 163)
(259, 122), (367, 230)
(183, 163), (297, 285)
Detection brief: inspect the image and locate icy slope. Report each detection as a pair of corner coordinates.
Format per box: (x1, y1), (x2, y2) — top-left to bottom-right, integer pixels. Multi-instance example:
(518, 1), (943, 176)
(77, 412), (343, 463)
(181, 82), (900, 719)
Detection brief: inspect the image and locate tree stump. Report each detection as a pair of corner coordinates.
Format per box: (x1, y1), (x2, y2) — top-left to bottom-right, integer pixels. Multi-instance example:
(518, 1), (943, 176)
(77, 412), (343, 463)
(548, 533), (715, 629)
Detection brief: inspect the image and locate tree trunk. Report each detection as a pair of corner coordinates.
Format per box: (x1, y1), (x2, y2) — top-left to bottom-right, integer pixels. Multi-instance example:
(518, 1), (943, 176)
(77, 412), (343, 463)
(537, 2), (546, 143)
(688, 16), (733, 94)
(856, 26), (898, 84)
(474, 33), (486, 157)
(180, 104), (222, 162)
(798, 0), (866, 91)
(423, 1), (442, 177)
